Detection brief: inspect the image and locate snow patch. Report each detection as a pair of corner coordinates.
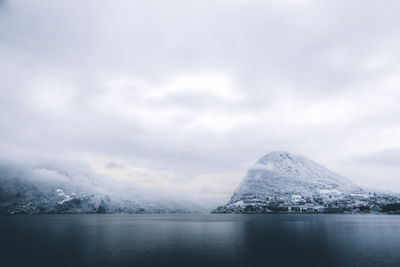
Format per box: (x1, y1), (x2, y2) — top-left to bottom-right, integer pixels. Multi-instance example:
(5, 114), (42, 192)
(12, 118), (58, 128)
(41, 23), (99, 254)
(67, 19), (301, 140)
(228, 200), (245, 207)
(319, 189), (342, 195)
(250, 163), (275, 171)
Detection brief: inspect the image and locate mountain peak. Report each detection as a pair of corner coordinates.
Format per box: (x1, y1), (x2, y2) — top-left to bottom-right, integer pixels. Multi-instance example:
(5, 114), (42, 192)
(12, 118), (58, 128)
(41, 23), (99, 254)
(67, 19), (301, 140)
(212, 152), (397, 213)
(257, 151), (294, 162)
(214, 152), (400, 214)
(256, 151), (301, 166)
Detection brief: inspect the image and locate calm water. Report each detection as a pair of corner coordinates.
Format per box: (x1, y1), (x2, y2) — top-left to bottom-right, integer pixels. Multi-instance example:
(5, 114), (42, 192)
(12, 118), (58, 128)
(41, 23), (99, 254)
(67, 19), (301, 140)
(1, 214), (400, 267)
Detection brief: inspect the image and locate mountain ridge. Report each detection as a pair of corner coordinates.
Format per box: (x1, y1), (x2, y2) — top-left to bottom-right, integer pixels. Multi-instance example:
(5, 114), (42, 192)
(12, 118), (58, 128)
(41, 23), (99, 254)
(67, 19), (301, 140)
(214, 151), (400, 214)
(0, 159), (204, 214)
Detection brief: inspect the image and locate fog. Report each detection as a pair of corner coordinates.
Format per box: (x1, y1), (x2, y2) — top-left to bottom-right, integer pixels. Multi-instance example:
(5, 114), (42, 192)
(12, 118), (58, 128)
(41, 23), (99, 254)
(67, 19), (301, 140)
(1, 0), (400, 207)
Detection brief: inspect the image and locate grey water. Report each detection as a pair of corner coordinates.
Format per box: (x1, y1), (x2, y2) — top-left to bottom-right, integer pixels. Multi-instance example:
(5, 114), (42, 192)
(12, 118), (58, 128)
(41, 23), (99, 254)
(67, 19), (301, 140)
(1, 214), (400, 267)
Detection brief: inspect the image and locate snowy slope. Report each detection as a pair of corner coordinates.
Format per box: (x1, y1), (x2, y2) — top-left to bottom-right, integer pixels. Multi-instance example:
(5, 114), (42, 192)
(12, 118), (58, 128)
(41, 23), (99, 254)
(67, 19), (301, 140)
(229, 151), (356, 204)
(214, 151), (400, 213)
(0, 159), (204, 214)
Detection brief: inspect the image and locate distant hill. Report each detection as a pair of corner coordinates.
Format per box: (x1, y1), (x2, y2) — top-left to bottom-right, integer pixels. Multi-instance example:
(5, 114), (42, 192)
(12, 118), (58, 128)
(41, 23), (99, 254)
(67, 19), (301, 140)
(213, 152), (400, 214)
(0, 159), (204, 214)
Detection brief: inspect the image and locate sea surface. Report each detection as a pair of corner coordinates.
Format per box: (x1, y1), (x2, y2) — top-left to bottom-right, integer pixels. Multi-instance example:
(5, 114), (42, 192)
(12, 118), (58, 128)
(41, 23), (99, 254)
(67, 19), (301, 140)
(1, 214), (400, 267)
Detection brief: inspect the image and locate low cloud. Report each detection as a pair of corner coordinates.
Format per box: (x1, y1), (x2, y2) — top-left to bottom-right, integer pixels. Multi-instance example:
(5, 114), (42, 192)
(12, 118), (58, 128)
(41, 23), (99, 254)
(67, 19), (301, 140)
(353, 149), (400, 167)
(1, 0), (400, 204)
(106, 161), (124, 169)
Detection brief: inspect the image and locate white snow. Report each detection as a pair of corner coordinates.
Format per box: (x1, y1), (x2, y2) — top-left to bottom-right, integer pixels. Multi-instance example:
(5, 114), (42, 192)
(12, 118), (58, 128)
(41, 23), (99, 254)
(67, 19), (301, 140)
(250, 163), (275, 171)
(228, 200), (245, 207)
(319, 189), (342, 195)
(0, 159), (205, 213)
(228, 151), (358, 205)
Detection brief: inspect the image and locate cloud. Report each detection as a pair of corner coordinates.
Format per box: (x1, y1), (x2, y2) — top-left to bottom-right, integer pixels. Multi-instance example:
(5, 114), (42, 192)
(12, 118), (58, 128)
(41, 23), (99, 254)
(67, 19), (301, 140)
(353, 149), (400, 167)
(106, 161), (123, 169)
(1, 0), (400, 206)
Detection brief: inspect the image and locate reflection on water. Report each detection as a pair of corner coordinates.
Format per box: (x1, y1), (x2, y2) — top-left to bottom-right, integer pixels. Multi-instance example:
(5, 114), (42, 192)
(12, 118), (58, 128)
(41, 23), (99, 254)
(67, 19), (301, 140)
(1, 214), (400, 267)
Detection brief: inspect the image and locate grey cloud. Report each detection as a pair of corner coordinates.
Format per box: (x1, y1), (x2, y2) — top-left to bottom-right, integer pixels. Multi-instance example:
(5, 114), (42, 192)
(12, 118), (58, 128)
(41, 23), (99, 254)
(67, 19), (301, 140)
(353, 149), (400, 167)
(106, 161), (123, 169)
(1, 0), (400, 202)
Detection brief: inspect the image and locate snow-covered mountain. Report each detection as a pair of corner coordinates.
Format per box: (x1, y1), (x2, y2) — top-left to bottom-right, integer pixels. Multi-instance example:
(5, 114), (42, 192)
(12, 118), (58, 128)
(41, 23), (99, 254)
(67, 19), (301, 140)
(214, 151), (400, 214)
(0, 159), (204, 214)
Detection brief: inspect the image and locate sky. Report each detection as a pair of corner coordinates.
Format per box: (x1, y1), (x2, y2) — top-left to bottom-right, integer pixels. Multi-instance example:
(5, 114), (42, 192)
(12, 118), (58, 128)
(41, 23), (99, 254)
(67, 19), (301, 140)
(1, 0), (400, 208)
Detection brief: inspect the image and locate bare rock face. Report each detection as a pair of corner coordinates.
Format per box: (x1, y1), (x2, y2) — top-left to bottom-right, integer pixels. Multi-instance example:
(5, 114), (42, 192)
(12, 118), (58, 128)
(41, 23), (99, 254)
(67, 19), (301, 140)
(213, 152), (400, 214)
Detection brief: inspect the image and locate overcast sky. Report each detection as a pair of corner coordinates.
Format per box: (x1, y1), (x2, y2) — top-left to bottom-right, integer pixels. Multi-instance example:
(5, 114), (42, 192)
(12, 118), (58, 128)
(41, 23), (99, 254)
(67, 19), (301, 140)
(1, 0), (400, 207)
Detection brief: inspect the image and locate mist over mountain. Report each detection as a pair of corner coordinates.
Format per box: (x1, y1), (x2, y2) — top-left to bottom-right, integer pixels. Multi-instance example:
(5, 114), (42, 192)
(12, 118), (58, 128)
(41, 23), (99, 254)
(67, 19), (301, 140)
(0, 159), (204, 214)
(2, 152), (400, 215)
(214, 152), (400, 214)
